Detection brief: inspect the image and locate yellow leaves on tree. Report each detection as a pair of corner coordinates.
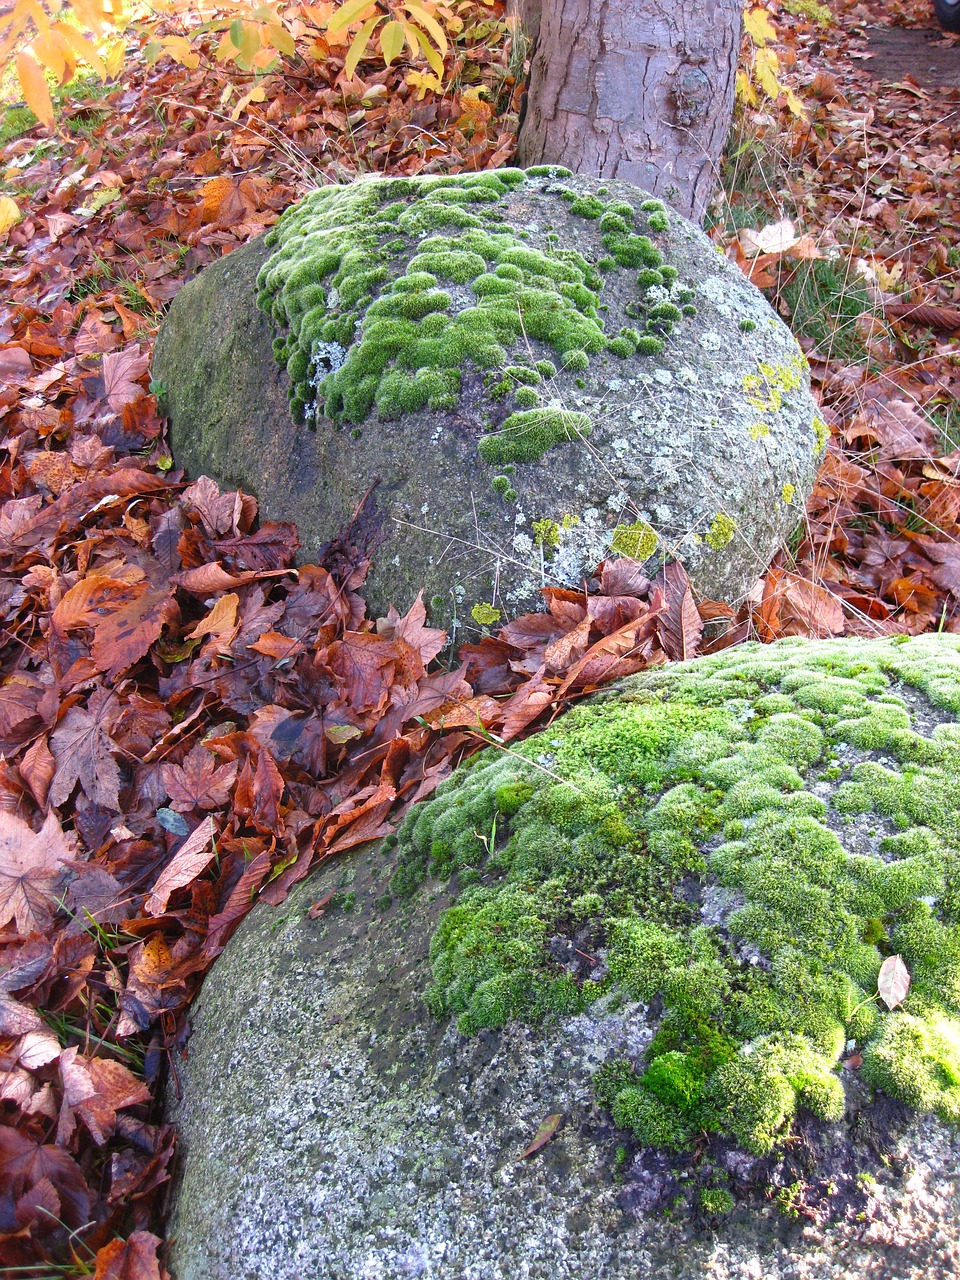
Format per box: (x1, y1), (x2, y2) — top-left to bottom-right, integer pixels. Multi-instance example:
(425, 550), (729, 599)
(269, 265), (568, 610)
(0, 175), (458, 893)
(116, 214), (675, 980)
(2, 0), (466, 128)
(1, 0), (119, 127)
(738, 4), (805, 118)
(327, 0), (451, 81)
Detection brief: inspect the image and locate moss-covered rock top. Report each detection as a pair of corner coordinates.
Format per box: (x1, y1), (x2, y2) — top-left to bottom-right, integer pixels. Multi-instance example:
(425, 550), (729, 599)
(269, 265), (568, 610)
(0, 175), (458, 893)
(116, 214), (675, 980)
(167, 636), (960, 1278)
(256, 167), (694, 443)
(390, 633), (960, 1158)
(155, 168), (823, 627)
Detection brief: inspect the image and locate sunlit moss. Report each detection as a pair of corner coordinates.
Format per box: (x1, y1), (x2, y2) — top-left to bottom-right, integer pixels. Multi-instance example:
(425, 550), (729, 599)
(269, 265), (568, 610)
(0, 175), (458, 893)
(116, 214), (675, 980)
(258, 169), (703, 448)
(706, 512), (737, 550)
(610, 521), (659, 561)
(478, 409), (592, 465)
(388, 635), (960, 1160)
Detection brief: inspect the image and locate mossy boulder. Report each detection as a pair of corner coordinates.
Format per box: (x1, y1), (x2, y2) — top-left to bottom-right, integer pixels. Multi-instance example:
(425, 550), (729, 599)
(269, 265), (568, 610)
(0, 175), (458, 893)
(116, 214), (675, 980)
(153, 169), (823, 634)
(168, 636), (960, 1279)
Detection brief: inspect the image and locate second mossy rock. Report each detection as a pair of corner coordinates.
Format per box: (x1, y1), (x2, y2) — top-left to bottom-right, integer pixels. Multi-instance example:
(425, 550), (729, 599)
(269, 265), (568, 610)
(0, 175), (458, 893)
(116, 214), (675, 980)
(167, 634), (960, 1279)
(153, 168), (824, 630)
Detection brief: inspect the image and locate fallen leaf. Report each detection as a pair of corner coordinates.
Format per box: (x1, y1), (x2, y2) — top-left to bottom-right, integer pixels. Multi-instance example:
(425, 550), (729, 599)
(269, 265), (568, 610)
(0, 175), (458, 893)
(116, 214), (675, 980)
(0, 811), (77, 935)
(877, 954), (910, 1010)
(0, 1127), (90, 1229)
(883, 302), (960, 332)
(143, 817), (216, 915)
(517, 1112), (563, 1159)
(739, 218), (798, 256)
(92, 1230), (164, 1280)
(90, 590), (179, 681)
(0, 195), (22, 235)
(102, 345), (150, 413)
(161, 746), (238, 812)
(50, 690), (123, 811)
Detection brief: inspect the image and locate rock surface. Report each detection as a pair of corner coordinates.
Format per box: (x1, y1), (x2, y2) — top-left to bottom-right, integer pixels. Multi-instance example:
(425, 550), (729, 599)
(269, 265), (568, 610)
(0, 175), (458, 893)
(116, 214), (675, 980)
(168, 635), (960, 1280)
(152, 169), (823, 635)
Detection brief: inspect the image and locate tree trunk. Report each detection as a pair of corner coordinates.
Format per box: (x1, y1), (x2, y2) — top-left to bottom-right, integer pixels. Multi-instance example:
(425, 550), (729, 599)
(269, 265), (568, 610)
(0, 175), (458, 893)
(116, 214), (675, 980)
(513, 0), (742, 223)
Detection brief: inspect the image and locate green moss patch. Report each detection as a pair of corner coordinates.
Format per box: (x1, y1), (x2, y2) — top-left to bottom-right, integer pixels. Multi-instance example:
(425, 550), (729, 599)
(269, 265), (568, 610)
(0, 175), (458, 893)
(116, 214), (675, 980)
(256, 170), (696, 467)
(390, 636), (960, 1157)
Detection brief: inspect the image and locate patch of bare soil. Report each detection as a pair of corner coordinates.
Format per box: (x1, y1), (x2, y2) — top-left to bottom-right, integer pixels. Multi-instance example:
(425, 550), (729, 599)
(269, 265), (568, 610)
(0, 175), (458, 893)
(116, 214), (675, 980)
(864, 24), (960, 88)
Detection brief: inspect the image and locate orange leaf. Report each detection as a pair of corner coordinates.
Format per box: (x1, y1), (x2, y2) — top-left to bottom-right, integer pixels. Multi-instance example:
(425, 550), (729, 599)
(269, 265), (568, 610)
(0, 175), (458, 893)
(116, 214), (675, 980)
(93, 1230), (163, 1280)
(186, 592), (240, 643)
(90, 590), (180, 681)
(17, 49), (54, 127)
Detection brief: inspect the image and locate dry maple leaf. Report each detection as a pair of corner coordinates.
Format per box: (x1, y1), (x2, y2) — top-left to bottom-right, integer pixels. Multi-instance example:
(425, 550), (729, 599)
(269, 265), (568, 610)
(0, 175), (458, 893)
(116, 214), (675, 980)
(0, 1127), (91, 1231)
(920, 540), (960, 598)
(102, 344), (150, 413)
(160, 745), (238, 812)
(92, 1229), (163, 1280)
(0, 810), (77, 936)
(50, 689), (123, 811)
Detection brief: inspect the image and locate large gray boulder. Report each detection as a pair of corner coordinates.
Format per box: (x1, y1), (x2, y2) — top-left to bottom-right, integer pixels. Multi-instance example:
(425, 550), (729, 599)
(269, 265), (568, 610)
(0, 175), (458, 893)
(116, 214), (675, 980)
(153, 169), (824, 633)
(167, 635), (960, 1280)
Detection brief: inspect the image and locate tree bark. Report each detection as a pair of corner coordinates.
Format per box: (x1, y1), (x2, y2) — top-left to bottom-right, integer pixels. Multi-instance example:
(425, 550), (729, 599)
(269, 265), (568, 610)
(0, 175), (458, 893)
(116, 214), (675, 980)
(513, 0), (742, 223)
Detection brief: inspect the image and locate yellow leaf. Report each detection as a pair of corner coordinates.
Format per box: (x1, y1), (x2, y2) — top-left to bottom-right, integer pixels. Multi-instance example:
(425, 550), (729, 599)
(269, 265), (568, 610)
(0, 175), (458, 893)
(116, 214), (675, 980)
(327, 0), (378, 35)
(405, 68), (441, 100)
(33, 30), (68, 83)
(238, 21), (261, 66)
(784, 87), (805, 117)
(53, 23), (107, 79)
(161, 34), (201, 68)
(735, 68), (757, 106)
(397, 16), (419, 56)
(412, 23), (443, 78)
(267, 22), (296, 57)
(23, 0), (51, 38)
(744, 6), (776, 48)
(17, 49), (54, 127)
(230, 83), (266, 120)
(380, 18), (404, 63)
(344, 13), (381, 77)
(754, 47), (782, 101)
(70, 0), (111, 29)
(0, 196), (22, 235)
(876, 260), (904, 291)
(403, 0), (447, 55)
(105, 39), (125, 76)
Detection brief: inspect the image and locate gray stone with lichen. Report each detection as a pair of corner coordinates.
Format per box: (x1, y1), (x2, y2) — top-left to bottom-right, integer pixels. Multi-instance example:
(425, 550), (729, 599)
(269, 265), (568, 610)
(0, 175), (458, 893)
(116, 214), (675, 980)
(153, 168), (824, 634)
(167, 635), (960, 1280)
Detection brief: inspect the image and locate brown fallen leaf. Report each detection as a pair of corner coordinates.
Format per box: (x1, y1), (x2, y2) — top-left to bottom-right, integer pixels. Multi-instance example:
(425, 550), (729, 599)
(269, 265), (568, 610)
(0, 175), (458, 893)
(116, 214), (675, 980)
(143, 817), (216, 916)
(90, 589), (180, 681)
(883, 302), (960, 332)
(92, 1230), (163, 1280)
(161, 745), (238, 813)
(100, 344), (150, 413)
(0, 810), (77, 936)
(517, 1112), (564, 1160)
(49, 689), (123, 812)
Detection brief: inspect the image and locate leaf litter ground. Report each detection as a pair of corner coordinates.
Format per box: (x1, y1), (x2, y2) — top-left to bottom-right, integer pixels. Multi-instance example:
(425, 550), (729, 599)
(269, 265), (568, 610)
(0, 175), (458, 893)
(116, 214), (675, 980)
(0, 0), (959, 1273)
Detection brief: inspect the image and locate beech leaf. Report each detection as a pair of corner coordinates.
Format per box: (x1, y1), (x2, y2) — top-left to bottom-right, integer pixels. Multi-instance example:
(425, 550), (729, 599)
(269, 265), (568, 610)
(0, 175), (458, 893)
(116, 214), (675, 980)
(144, 817), (216, 916)
(877, 954), (910, 1010)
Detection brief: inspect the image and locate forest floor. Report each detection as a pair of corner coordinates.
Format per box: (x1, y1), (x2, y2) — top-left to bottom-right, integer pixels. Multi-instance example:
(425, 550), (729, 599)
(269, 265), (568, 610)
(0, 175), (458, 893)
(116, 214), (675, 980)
(0, 0), (958, 1274)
